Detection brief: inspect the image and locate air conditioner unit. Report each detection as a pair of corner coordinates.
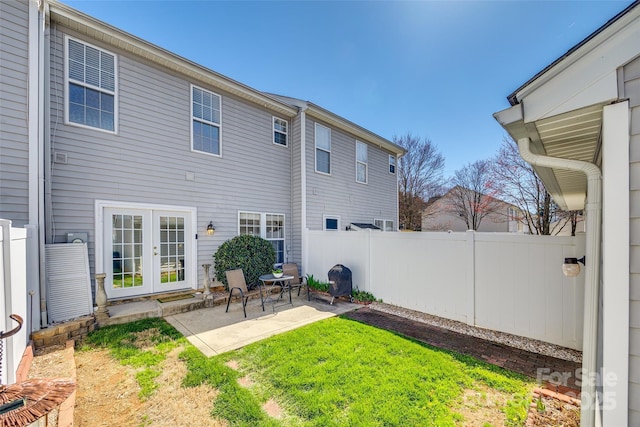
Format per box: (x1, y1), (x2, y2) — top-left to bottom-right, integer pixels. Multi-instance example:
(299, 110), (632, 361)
(45, 243), (93, 323)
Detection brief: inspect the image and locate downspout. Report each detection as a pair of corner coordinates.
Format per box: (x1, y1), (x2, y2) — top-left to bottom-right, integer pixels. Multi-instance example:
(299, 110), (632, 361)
(40, 1), (51, 326)
(517, 138), (601, 427)
(30, 0), (48, 327)
(300, 106), (308, 275)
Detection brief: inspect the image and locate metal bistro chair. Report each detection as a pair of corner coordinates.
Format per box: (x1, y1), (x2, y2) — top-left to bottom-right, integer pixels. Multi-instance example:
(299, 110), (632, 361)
(225, 269), (265, 318)
(282, 263), (310, 301)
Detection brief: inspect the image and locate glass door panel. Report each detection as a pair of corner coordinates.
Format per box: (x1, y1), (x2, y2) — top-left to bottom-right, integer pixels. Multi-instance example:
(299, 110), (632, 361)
(154, 212), (189, 292)
(104, 208), (152, 298)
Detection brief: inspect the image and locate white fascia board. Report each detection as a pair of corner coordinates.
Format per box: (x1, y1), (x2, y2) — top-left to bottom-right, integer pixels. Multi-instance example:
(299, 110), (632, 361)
(515, 9), (640, 122)
(306, 104), (405, 156)
(47, 1), (297, 118)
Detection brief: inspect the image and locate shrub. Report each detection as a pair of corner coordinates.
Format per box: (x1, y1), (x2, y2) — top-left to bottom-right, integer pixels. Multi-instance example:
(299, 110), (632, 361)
(213, 235), (276, 289)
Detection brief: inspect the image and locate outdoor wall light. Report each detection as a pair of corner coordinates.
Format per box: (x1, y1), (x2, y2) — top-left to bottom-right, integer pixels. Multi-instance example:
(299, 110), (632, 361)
(562, 256), (585, 277)
(206, 221), (215, 236)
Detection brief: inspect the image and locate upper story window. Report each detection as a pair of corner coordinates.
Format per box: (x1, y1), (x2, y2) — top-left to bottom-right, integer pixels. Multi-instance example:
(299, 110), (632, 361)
(389, 155), (396, 174)
(356, 141), (368, 184)
(66, 36), (116, 132)
(315, 123), (331, 175)
(192, 85), (221, 156)
(273, 117), (288, 146)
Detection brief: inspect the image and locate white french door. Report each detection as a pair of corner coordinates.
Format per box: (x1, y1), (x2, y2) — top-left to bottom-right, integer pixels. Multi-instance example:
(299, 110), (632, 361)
(102, 206), (194, 299)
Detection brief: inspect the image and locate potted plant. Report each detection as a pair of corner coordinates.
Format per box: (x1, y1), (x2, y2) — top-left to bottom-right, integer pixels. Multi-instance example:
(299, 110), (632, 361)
(272, 267), (283, 278)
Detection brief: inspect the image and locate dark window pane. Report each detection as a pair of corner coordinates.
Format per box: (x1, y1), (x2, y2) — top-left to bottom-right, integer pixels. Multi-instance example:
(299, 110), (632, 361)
(69, 103), (84, 124)
(69, 83), (84, 104)
(274, 132), (287, 146)
(86, 107), (100, 127)
(101, 93), (114, 111)
(101, 112), (114, 131)
(326, 218), (338, 230)
(317, 149), (330, 173)
(86, 88), (100, 108)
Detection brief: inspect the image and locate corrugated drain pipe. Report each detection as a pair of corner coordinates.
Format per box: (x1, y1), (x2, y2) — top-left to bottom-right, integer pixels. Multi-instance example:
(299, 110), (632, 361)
(517, 138), (601, 427)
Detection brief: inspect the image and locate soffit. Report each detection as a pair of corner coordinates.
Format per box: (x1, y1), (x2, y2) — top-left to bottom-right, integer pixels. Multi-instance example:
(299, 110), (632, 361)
(531, 104), (604, 211)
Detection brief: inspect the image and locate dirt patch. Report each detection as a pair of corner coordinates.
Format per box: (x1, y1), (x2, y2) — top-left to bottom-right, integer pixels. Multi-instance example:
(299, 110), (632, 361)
(527, 390), (580, 427)
(453, 383), (513, 426)
(74, 346), (223, 427)
(224, 360), (240, 370)
(30, 345), (579, 426)
(262, 399), (283, 419)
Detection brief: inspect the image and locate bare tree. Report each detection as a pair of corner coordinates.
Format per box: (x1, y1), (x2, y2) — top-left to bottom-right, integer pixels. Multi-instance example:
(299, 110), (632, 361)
(393, 133), (445, 230)
(448, 160), (501, 230)
(491, 137), (582, 235)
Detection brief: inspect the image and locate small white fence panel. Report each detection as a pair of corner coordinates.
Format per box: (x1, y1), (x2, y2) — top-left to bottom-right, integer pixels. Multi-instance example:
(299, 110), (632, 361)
(305, 230), (585, 350)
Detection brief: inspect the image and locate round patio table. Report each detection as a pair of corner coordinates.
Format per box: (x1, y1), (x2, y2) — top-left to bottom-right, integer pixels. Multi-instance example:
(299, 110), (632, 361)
(259, 274), (294, 311)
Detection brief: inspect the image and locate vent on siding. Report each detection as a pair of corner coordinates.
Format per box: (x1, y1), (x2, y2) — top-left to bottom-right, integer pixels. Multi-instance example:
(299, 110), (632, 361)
(53, 152), (68, 164)
(45, 243), (93, 323)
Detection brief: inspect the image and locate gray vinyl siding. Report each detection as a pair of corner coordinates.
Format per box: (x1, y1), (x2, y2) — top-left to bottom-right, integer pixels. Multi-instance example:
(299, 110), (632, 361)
(305, 117), (398, 231)
(48, 26), (293, 282)
(625, 54), (640, 425)
(0, 0), (30, 226)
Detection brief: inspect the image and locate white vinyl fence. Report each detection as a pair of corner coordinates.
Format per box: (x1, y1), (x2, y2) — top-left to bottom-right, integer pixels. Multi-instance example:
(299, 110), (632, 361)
(304, 230), (585, 350)
(0, 220), (28, 384)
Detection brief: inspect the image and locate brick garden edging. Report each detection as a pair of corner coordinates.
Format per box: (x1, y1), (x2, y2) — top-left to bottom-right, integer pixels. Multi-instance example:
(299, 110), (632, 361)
(30, 316), (96, 350)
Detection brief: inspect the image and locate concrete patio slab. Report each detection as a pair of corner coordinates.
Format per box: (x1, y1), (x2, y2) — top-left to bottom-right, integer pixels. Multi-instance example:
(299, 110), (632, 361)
(166, 294), (358, 356)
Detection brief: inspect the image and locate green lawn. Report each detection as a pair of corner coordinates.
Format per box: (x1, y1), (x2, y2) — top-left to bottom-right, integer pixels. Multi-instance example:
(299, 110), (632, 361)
(81, 316), (534, 426)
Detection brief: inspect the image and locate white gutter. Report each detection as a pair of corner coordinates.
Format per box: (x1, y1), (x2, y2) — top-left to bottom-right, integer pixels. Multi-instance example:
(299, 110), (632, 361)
(518, 138), (601, 427)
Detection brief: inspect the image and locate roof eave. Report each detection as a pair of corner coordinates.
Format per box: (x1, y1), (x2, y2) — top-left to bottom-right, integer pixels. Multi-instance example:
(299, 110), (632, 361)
(507, 0), (640, 106)
(47, 0), (297, 118)
(306, 103), (405, 156)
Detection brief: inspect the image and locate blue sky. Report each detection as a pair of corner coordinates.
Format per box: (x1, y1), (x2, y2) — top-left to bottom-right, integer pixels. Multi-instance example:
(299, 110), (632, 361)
(64, 0), (631, 177)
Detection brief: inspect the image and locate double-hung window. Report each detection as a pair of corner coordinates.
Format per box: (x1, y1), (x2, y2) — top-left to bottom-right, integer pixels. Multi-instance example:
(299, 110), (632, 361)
(315, 123), (331, 174)
(374, 219), (394, 231)
(356, 141), (368, 184)
(192, 85), (221, 156)
(238, 212), (286, 263)
(389, 155), (396, 174)
(66, 36), (116, 132)
(273, 117), (288, 146)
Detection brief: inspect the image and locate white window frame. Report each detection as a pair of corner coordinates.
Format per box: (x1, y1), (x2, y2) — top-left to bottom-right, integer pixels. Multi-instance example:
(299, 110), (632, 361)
(315, 123), (331, 175)
(238, 211), (286, 263)
(356, 141), (368, 184)
(374, 218), (394, 231)
(64, 35), (118, 134)
(323, 215), (341, 231)
(389, 155), (396, 174)
(273, 117), (288, 147)
(191, 84), (222, 157)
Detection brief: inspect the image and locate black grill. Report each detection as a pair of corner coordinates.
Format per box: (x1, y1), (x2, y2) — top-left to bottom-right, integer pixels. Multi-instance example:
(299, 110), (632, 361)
(328, 264), (352, 304)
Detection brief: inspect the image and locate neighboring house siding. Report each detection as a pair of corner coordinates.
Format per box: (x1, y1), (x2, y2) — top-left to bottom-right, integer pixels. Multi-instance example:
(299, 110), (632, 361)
(422, 192), (520, 232)
(49, 26), (293, 278)
(0, 0), (30, 226)
(625, 54), (640, 425)
(304, 117), (397, 230)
